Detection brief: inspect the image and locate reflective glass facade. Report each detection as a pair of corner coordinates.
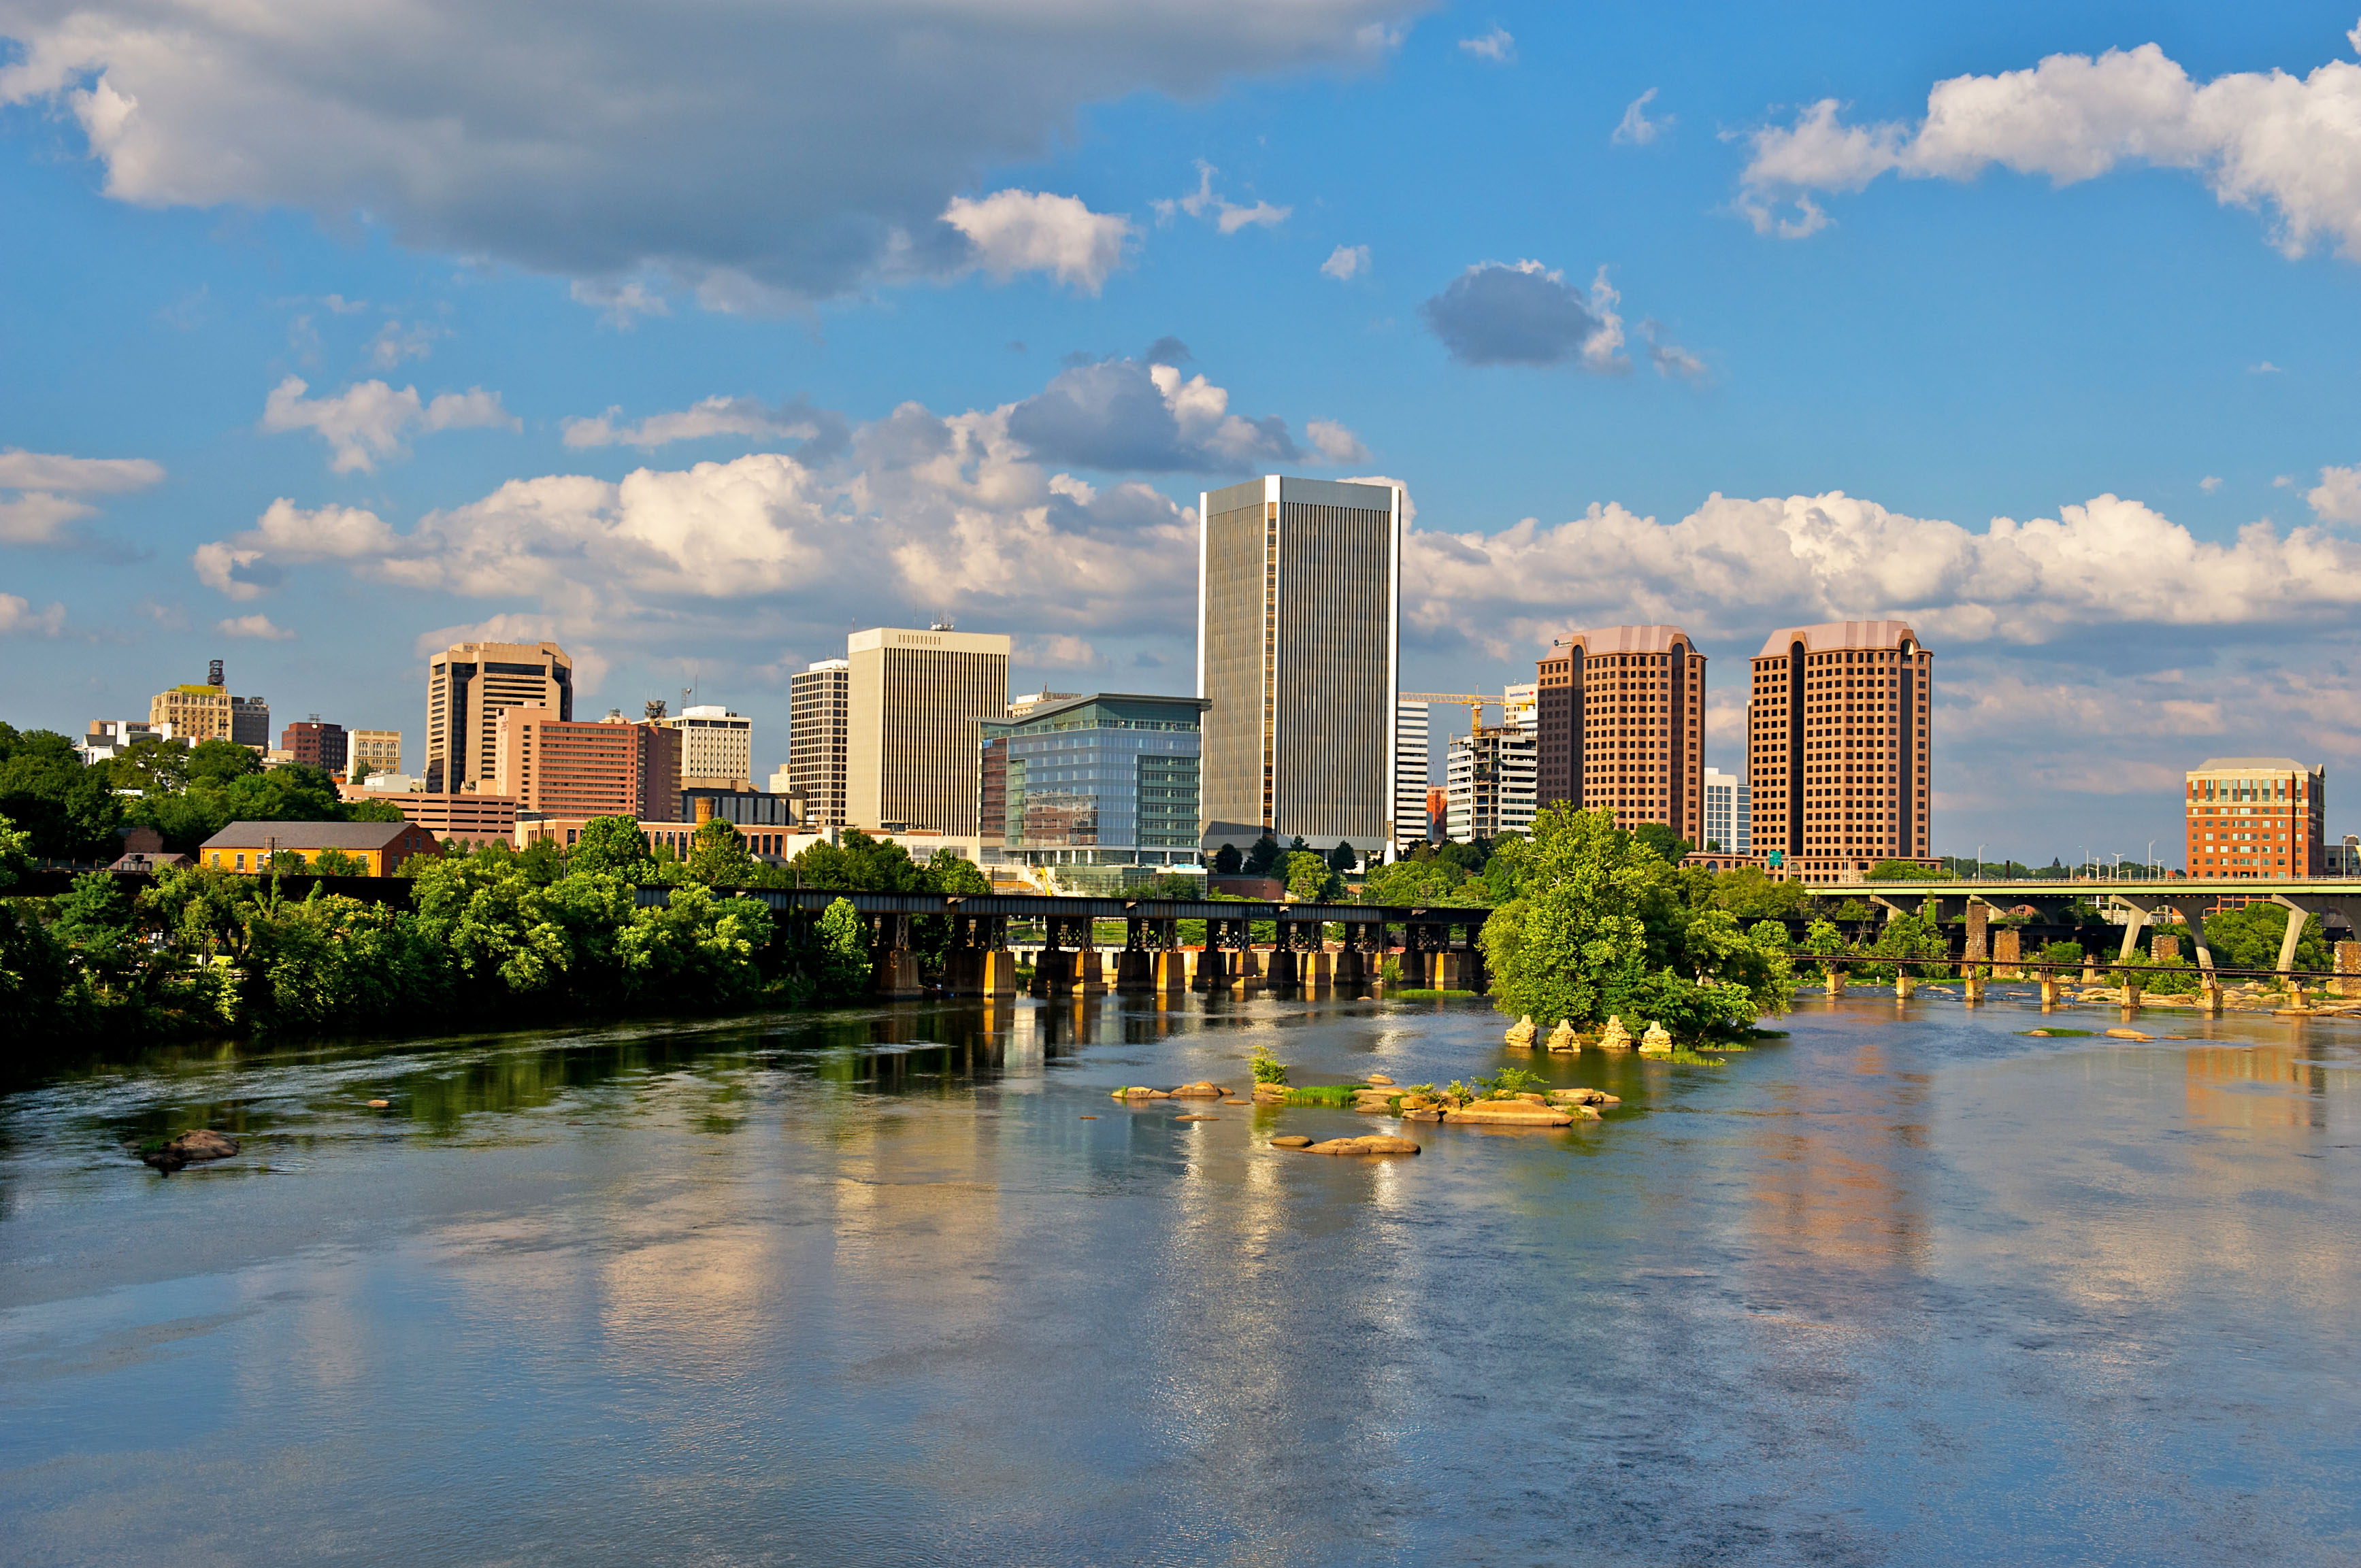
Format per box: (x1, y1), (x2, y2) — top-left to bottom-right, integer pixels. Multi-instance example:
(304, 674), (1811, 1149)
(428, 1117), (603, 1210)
(978, 694), (1208, 880)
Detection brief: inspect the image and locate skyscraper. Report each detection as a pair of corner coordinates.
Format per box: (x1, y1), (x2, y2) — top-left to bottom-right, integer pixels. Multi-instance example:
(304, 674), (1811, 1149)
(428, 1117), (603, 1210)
(1702, 767), (1750, 853)
(2185, 757), (2324, 879)
(846, 626), (1008, 836)
(1198, 475), (1402, 854)
(1747, 620), (1931, 880)
(280, 718), (348, 773)
(1445, 722), (1538, 842)
(665, 705), (753, 790)
(1391, 696), (1430, 855)
(1534, 625), (1705, 843)
(978, 693), (1208, 893)
(789, 658), (850, 827)
(424, 640), (572, 793)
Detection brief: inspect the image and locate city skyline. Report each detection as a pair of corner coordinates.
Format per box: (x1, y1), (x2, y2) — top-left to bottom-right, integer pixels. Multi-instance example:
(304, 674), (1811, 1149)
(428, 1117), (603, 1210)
(11, 8), (2361, 863)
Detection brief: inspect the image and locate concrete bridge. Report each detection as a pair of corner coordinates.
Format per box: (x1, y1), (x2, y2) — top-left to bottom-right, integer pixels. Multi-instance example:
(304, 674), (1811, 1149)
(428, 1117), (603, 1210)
(638, 887), (1490, 1000)
(1837, 877), (2361, 999)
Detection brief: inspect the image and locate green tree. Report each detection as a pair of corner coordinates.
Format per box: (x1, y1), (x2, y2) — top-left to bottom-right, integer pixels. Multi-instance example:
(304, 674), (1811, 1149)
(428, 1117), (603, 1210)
(1479, 803), (1792, 1039)
(1359, 858), (1481, 906)
(926, 850), (992, 896)
(1434, 838), (1488, 875)
(1630, 822), (1693, 864)
(569, 816), (659, 880)
(1711, 866), (1810, 920)
(1241, 834), (1283, 877)
(683, 818), (757, 886)
(1211, 843), (1243, 875)
(310, 847), (368, 877)
(1131, 870), (1206, 901)
(0, 726), (122, 860)
(0, 812), (29, 890)
(49, 872), (138, 991)
(1283, 850), (1343, 903)
(618, 882), (775, 1000)
(1867, 859), (1945, 880)
(789, 828), (929, 893)
(1325, 841), (1357, 873)
(814, 897), (872, 1001)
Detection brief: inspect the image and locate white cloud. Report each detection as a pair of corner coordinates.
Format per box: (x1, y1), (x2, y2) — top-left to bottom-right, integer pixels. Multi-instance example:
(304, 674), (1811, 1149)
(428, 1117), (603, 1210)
(1641, 318), (1708, 383)
(1153, 161), (1291, 234)
(569, 278), (672, 329)
(1003, 354), (1306, 471)
(1321, 244), (1371, 280)
(561, 396), (845, 452)
(2307, 464), (2361, 523)
(941, 190), (1136, 294)
(1458, 27), (1515, 65)
(258, 376), (518, 472)
(2199, 474), (2224, 492)
(1613, 88), (1669, 146)
(1305, 418), (1370, 465)
(0, 447), (165, 546)
(1014, 633), (1101, 669)
(0, 593), (66, 635)
(1405, 488), (2361, 660)
(367, 319), (444, 367)
(216, 613), (294, 641)
(193, 498), (403, 599)
(1738, 35), (2361, 259)
(2250, 360), (2284, 374)
(0, 1), (1412, 302)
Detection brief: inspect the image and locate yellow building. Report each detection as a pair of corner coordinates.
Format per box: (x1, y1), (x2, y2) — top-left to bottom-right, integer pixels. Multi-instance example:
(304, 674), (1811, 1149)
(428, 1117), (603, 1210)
(349, 729), (402, 777)
(197, 819), (440, 876)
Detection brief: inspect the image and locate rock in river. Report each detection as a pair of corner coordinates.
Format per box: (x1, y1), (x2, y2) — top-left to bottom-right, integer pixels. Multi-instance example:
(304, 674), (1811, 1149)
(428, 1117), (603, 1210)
(142, 1128), (240, 1173)
(1303, 1135), (1421, 1156)
(1270, 1135), (1314, 1148)
(1442, 1101), (1574, 1127)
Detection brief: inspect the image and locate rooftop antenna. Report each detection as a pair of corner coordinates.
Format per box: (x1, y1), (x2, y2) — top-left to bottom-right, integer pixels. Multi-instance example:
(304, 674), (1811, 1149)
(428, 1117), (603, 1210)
(930, 611), (955, 632)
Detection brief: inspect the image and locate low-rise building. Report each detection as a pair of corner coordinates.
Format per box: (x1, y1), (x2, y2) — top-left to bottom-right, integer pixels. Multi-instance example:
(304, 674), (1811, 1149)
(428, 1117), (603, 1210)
(281, 718), (348, 773)
(349, 729), (401, 778)
(1702, 767), (1750, 853)
(79, 719), (183, 765)
(2185, 756), (2325, 878)
(150, 659), (270, 748)
(339, 784), (517, 850)
(197, 819), (440, 876)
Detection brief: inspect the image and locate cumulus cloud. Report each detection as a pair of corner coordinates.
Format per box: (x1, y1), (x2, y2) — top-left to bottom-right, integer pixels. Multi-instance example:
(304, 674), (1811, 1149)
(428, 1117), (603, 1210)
(569, 279), (672, 329)
(0, 447), (165, 546)
(1421, 260), (1628, 369)
(0, 593), (66, 635)
(2199, 474), (2224, 492)
(193, 498), (402, 599)
(1641, 319), (1708, 383)
(942, 189), (1136, 293)
(0, 1), (1413, 301)
(1016, 633), (1102, 669)
(1737, 33), (2361, 258)
(216, 613), (294, 641)
(367, 319), (444, 367)
(258, 377), (518, 472)
(1613, 88), (1669, 146)
(1003, 354), (1301, 471)
(1405, 488), (2361, 660)
(1459, 27), (1515, 65)
(1321, 244), (1371, 280)
(562, 395), (848, 454)
(1305, 418), (1371, 465)
(2307, 463), (2361, 523)
(1153, 161), (1291, 234)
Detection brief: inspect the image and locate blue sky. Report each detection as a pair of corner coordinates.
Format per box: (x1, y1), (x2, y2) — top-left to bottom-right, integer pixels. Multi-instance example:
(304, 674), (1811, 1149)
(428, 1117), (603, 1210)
(7, 1), (2361, 866)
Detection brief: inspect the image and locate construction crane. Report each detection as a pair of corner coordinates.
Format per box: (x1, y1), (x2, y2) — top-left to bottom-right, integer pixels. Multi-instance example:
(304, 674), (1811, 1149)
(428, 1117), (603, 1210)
(1400, 692), (1506, 734)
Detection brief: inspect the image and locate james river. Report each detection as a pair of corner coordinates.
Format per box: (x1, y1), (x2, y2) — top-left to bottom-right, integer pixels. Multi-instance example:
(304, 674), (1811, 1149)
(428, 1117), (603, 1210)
(4, 992), (2358, 1565)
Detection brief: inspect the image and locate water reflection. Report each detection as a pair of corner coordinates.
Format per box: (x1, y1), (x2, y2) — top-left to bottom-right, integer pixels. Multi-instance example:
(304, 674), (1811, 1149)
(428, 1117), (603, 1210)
(3, 995), (2359, 1565)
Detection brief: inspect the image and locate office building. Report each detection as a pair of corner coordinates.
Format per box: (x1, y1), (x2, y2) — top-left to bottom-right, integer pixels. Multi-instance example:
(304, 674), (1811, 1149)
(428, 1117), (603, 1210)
(80, 718), (181, 765)
(978, 693), (1208, 893)
(680, 786), (804, 831)
(1702, 767), (1750, 853)
(349, 729), (401, 778)
(1747, 620), (1932, 882)
(280, 718), (348, 773)
(1425, 785), (1447, 841)
(340, 783), (516, 850)
(846, 625), (1009, 837)
(665, 703), (753, 791)
(1445, 721), (1538, 842)
(1198, 474), (1402, 854)
(493, 707), (642, 820)
(150, 658), (269, 748)
(1534, 625), (1705, 843)
(425, 639), (572, 793)
(2328, 834), (2360, 877)
(788, 658), (851, 828)
(2185, 758), (2325, 878)
(1392, 697), (1430, 854)
(1008, 690), (1082, 719)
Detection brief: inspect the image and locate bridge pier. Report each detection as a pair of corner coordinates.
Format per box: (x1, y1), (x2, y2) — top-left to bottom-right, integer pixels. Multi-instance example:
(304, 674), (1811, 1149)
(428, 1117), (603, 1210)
(1894, 973), (1915, 1000)
(2038, 973), (2060, 1009)
(1114, 948), (1154, 993)
(2121, 976), (2142, 1011)
(1963, 970), (1984, 1004)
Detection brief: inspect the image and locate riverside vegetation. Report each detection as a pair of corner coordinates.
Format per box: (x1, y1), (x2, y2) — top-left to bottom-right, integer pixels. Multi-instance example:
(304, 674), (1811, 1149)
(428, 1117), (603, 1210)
(0, 810), (989, 1061)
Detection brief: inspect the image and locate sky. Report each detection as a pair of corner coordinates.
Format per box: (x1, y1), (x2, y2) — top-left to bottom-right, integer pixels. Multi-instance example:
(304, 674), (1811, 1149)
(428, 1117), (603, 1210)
(7, 1), (2361, 867)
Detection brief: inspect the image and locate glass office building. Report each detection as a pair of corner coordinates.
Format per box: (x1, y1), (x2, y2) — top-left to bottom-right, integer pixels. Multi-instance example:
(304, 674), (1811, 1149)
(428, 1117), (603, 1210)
(978, 693), (1208, 893)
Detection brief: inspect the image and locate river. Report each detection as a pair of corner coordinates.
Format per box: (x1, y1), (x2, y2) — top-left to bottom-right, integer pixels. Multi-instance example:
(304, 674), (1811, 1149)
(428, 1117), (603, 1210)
(3, 991), (2357, 1565)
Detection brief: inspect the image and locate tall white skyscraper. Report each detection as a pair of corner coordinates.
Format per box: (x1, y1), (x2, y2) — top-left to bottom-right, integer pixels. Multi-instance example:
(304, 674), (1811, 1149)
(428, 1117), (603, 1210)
(846, 627), (1008, 837)
(1198, 475), (1402, 855)
(1446, 723), (1538, 843)
(1702, 767), (1750, 852)
(1391, 697), (1430, 856)
(789, 658), (850, 827)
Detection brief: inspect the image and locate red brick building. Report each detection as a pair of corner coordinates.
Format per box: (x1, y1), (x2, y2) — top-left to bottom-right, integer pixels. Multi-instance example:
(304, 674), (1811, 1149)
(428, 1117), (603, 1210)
(280, 718), (348, 773)
(2184, 757), (2324, 878)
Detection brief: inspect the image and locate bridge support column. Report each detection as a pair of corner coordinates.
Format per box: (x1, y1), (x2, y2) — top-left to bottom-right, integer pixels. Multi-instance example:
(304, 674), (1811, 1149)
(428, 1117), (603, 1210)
(1335, 948), (1368, 988)
(2339, 941), (2361, 999)
(1305, 950), (1332, 992)
(2081, 957), (2099, 986)
(1894, 974), (1915, 1000)
(1032, 948), (1076, 999)
(1076, 948), (1105, 997)
(1993, 928), (2022, 980)
(1154, 950), (1189, 996)
(2121, 977), (2142, 1011)
(1963, 971), (1984, 1004)
(1191, 948), (1228, 991)
(982, 949), (1019, 997)
(1114, 950), (1153, 993)
(1267, 948), (1300, 988)
(2288, 980), (2312, 1010)
(872, 948), (921, 999)
(1824, 967), (1846, 997)
(2039, 974), (2060, 1010)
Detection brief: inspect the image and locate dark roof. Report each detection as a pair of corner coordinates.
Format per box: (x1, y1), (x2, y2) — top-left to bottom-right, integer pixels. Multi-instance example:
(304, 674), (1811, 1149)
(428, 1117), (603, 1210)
(199, 820), (426, 850)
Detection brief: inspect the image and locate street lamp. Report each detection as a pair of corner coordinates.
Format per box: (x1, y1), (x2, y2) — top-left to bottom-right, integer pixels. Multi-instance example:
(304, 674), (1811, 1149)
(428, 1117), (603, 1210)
(2146, 839), (2155, 881)
(1977, 844), (1986, 883)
